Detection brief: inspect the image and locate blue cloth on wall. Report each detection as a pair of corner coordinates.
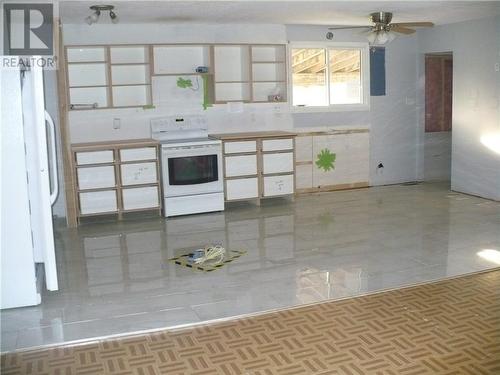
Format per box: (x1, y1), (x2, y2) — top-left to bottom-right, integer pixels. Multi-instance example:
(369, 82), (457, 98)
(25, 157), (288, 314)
(370, 47), (386, 96)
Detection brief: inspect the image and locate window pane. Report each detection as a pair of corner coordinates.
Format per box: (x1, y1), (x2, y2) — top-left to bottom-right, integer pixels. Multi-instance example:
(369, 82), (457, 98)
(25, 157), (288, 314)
(329, 49), (362, 104)
(292, 48), (328, 106)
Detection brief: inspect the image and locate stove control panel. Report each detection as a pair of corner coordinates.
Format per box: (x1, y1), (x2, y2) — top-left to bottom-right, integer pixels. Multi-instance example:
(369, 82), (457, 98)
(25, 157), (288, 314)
(151, 115), (208, 140)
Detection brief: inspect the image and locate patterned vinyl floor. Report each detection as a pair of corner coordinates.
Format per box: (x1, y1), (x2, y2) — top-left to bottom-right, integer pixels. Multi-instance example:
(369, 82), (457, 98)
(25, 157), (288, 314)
(2, 269), (500, 375)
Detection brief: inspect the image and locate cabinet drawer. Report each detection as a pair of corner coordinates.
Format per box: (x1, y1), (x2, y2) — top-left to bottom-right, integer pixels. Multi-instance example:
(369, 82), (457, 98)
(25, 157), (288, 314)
(225, 155), (257, 177)
(78, 166), (116, 190)
(262, 138), (293, 151)
(120, 162), (157, 186)
(76, 150), (114, 165)
(263, 174), (294, 197)
(224, 141), (257, 154)
(122, 186), (159, 210)
(226, 178), (259, 200)
(263, 152), (294, 174)
(79, 190), (117, 214)
(120, 147), (157, 162)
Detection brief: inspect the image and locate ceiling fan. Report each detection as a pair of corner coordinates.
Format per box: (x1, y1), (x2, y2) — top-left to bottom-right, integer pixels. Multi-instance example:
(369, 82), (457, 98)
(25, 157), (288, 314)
(327, 12), (434, 45)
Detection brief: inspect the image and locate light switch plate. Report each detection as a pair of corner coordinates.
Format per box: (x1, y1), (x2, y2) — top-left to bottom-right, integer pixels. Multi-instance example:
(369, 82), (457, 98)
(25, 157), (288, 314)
(113, 118), (121, 129)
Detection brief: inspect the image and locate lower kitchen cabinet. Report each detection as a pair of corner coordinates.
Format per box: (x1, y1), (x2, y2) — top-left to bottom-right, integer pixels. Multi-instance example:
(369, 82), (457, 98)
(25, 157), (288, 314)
(72, 140), (161, 222)
(295, 130), (370, 193)
(213, 132), (296, 203)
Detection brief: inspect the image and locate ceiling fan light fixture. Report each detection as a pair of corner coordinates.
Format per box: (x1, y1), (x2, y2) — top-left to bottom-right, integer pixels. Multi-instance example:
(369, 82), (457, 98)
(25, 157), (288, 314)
(367, 30), (396, 46)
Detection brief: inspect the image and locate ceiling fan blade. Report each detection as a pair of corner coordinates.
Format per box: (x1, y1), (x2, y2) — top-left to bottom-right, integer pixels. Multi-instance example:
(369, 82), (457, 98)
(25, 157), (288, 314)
(328, 26), (371, 30)
(391, 25), (416, 35)
(391, 22), (434, 28)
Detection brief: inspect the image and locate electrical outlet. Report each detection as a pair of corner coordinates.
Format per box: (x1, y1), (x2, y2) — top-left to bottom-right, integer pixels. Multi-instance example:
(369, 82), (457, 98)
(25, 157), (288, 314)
(495, 63), (500, 72)
(113, 118), (121, 129)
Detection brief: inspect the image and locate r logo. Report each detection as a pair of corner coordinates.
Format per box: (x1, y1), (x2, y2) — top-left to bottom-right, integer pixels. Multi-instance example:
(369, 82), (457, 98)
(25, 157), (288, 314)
(3, 3), (53, 55)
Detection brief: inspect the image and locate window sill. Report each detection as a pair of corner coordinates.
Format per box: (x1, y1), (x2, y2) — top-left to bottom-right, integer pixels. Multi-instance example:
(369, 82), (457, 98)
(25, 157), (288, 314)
(291, 103), (370, 113)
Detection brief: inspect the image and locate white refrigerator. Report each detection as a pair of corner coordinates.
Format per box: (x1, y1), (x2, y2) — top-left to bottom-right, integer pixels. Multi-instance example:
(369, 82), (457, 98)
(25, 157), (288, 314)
(1, 63), (59, 309)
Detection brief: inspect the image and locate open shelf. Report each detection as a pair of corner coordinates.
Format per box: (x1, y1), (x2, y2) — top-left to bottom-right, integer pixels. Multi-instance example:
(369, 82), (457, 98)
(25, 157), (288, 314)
(110, 46), (149, 64)
(251, 45), (286, 62)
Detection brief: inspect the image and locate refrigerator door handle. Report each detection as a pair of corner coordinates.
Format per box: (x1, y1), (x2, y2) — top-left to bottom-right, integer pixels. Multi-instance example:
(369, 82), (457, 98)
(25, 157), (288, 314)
(45, 110), (59, 206)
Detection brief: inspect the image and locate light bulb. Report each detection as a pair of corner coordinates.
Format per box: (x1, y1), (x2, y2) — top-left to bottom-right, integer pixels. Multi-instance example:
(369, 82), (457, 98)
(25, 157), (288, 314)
(90, 10), (100, 23)
(366, 33), (377, 44)
(110, 10), (119, 24)
(377, 31), (389, 44)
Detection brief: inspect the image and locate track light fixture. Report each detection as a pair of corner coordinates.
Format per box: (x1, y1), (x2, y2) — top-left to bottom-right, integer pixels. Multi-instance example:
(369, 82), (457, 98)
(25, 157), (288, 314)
(85, 5), (118, 25)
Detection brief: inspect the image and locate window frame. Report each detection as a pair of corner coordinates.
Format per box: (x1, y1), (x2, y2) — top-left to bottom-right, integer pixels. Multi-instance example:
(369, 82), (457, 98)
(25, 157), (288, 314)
(288, 42), (370, 112)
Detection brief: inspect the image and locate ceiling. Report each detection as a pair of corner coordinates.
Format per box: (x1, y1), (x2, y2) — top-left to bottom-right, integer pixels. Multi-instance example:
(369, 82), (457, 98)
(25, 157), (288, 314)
(60, 1), (500, 25)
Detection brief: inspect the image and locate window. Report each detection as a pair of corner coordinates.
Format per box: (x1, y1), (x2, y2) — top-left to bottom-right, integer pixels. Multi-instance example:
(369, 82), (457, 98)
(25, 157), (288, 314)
(290, 43), (369, 110)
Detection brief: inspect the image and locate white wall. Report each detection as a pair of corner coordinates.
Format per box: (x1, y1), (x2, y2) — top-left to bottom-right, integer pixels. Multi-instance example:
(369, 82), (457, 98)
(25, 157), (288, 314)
(417, 16), (500, 200)
(286, 25), (419, 186)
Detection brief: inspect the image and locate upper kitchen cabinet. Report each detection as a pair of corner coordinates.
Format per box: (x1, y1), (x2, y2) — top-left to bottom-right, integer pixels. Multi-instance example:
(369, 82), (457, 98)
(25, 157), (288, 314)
(66, 45), (152, 110)
(67, 46), (109, 109)
(110, 46), (152, 108)
(65, 43), (288, 110)
(251, 45), (287, 103)
(214, 45), (251, 103)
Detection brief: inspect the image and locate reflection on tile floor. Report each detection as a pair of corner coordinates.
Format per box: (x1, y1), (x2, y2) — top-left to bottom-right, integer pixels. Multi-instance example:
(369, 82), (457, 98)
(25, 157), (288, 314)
(2, 182), (500, 351)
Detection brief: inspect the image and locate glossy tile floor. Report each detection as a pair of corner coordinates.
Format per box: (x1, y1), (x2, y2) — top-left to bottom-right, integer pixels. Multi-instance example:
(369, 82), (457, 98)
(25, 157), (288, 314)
(2, 182), (499, 352)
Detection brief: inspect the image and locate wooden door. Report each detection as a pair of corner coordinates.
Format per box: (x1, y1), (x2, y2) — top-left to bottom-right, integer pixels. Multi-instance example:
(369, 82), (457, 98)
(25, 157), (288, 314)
(425, 55), (453, 132)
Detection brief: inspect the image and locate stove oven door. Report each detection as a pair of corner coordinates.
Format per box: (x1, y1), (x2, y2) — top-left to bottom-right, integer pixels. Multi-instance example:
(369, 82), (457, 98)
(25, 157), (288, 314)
(162, 144), (223, 197)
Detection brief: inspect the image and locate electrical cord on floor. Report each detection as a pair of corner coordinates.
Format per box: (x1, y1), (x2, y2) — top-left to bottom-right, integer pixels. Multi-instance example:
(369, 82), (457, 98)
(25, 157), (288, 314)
(193, 245), (226, 265)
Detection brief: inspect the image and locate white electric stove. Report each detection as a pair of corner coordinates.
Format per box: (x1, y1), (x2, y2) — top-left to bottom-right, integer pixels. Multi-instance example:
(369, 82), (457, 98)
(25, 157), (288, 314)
(151, 116), (224, 217)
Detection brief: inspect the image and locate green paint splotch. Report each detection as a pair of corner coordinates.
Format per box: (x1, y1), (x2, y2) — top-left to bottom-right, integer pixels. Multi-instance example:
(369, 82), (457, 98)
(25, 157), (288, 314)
(176, 77), (193, 89)
(316, 149), (336, 172)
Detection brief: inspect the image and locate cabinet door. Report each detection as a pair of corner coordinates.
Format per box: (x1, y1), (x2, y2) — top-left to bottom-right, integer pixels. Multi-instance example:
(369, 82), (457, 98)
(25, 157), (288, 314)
(262, 153), (294, 174)
(120, 162), (157, 186)
(312, 133), (369, 187)
(122, 186), (159, 210)
(76, 150), (114, 165)
(295, 164), (313, 190)
(312, 134), (346, 187)
(345, 133), (369, 183)
(120, 147), (156, 162)
(295, 136), (312, 163)
(226, 178), (259, 200)
(77, 166), (116, 190)
(224, 141), (257, 154)
(79, 190), (117, 214)
(225, 155), (257, 177)
(262, 138), (293, 151)
(263, 175), (294, 197)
